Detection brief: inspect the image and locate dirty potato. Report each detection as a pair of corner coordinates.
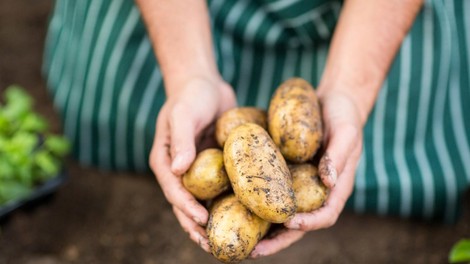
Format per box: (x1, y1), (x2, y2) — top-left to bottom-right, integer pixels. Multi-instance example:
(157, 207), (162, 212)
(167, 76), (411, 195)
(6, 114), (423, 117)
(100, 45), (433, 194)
(207, 194), (271, 263)
(215, 107), (267, 148)
(183, 148), (230, 200)
(290, 163), (328, 212)
(268, 78), (323, 163)
(224, 123), (296, 223)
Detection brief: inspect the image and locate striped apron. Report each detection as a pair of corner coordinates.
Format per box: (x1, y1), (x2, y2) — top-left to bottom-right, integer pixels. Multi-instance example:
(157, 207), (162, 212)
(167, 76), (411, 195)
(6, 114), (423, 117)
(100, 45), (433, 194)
(43, 0), (470, 222)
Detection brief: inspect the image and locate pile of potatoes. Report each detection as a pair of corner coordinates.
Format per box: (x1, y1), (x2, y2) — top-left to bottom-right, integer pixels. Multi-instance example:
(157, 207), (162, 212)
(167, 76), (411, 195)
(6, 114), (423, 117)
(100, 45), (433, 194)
(182, 78), (329, 263)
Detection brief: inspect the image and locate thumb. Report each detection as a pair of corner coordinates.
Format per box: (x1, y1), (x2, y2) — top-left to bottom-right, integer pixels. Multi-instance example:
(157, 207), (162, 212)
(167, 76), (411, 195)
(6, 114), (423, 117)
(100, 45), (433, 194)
(317, 92), (362, 188)
(319, 123), (359, 188)
(169, 103), (200, 175)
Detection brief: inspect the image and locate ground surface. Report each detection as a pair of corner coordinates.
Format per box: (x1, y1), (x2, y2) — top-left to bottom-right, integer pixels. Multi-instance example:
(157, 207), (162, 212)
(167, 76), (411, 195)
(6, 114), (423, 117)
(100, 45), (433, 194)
(0, 1), (469, 263)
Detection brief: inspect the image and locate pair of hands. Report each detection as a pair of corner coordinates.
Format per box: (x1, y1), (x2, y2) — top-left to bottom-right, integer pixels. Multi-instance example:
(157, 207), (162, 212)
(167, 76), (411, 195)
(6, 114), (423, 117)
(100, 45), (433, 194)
(149, 76), (364, 258)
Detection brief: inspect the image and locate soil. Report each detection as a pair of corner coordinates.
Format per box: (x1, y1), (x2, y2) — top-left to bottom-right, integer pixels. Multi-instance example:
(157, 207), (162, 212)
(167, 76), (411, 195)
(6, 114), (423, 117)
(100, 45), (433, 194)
(0, 1), (469, 263)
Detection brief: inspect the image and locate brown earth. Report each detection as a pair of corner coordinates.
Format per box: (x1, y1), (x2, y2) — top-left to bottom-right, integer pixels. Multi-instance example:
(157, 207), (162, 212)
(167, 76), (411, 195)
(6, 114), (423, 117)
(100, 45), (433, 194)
(0, 1), (468, 263)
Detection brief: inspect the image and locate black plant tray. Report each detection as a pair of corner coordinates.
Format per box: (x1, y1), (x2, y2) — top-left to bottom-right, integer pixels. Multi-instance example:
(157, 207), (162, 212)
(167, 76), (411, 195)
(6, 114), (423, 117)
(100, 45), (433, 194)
(0, 171), (67, 220)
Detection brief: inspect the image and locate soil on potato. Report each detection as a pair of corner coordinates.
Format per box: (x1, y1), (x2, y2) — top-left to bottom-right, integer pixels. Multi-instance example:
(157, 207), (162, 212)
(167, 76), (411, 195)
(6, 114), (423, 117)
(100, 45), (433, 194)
(0, 1), (468, 263)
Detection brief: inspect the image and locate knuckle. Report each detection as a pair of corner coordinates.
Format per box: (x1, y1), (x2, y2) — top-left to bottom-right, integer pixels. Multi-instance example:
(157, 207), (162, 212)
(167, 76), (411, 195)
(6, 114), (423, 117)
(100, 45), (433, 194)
(297, 218), (310, 231)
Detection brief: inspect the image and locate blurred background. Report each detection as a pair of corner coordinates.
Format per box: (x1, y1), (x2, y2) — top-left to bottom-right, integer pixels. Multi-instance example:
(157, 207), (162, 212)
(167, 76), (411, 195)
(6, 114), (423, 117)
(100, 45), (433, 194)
(0, 1), (468, 263)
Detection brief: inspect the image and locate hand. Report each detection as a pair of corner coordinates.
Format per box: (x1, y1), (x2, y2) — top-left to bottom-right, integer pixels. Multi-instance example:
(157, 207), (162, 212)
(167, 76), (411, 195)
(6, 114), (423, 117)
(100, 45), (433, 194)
(149, 76), (236, 252)
(251, 90), (364, 258)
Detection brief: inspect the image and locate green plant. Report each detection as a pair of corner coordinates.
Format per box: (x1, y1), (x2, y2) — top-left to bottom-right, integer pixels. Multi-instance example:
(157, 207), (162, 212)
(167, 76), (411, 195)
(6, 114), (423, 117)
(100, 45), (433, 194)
(449, 239), (470, 263)
(0, 85), (70, 205)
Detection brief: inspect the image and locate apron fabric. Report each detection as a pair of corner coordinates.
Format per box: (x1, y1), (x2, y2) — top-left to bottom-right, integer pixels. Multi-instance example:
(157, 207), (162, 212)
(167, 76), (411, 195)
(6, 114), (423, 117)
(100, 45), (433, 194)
(43, 0), (470, 222)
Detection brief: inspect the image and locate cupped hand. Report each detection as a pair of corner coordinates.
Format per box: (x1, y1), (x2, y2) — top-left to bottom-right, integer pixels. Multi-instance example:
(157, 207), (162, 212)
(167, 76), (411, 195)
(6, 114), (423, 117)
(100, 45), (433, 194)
(251, 90), (364, 258)
(149, 76), (236, 251)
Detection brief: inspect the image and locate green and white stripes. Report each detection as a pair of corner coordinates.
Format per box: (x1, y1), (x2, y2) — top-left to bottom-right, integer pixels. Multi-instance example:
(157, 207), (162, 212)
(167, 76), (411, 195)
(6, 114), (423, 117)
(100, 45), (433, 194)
(80, 0), (126, 166)
(44, 0), (470, 222)
(415, 2), (435, 219)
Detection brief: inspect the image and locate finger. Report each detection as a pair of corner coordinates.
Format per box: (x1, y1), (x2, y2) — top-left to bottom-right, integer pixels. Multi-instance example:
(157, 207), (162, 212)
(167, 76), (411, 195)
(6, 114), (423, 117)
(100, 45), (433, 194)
(319, 154), (337, 188)
(285, 143), (361, 231)
(250, 229), (305, 258)
(149, 110), (209, 225)
(173, 207), (211, 253)
(320, 122), (360, 187)
(169, 103), (198, 175)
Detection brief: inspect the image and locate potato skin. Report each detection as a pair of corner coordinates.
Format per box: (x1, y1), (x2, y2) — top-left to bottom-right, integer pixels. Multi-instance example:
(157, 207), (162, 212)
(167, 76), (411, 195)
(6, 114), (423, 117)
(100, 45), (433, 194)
(183, 149), (230, 200)
(224, 123), (296, 223)
(290, 164), (328, 212)
(268, 78), (323, 163)
(216, 107), (267, 148)
(207, 194), (271, 263)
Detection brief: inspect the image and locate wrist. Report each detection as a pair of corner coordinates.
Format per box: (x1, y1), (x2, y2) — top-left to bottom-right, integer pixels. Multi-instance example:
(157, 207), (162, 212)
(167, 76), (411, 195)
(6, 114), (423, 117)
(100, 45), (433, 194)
(317, 75), (380, 126)
(163, 68), (223, 99)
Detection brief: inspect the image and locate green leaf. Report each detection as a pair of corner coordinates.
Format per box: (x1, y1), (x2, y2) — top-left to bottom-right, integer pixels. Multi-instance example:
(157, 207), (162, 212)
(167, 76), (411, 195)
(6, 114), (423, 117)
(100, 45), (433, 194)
(0, 85), (66, 204)
(17, 159), (35, 186)
(0, 135), (7, 150)
(4, 132), (38, 156)
(44, 135), (70, 157)
(449, 239), (470, 263)
(34, 150), (60, 178)
(0, 181), (32, 205)
(2, 86), (32, 121)
(4, 85), (32, 106)
(0, 158), (15, 180)
(19, 112), (48, 133)
(0, 113), (9, 134)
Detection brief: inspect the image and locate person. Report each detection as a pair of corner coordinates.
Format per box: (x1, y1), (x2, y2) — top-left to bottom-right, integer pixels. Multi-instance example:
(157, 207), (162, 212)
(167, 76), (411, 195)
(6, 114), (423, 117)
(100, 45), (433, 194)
(43, 0), (470, 257)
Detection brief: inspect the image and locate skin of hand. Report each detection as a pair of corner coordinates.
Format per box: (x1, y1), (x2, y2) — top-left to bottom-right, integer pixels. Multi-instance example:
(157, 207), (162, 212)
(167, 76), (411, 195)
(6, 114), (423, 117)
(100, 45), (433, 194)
(250, 0), (424, 258)
(149, 76), (236, 252)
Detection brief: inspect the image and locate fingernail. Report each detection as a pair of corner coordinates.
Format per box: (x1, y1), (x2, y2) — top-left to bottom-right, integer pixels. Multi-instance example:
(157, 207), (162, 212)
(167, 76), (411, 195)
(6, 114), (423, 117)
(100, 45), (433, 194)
(195, 232), (204, 242)
(288, 222), (300, 230)
(320, 154), (337, 186)
(250, 251), (260, 258)
(329, 165), (337, 185)
(193, 232), (202, 245)
(193, 216), (202, 225)
(250, 247), (263, 258)
(171, 155), (185, 173)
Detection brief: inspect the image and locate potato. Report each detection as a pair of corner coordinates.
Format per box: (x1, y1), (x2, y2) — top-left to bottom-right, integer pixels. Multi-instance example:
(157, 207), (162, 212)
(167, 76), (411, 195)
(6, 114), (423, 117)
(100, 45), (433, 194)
(290, 164), (328, 212)
(268, 78), (323, 163)
(183, 148), (230, 200)
(207, 194), (271, 263)
(215, 107), (267, 148)
(224, 123), (296, 223)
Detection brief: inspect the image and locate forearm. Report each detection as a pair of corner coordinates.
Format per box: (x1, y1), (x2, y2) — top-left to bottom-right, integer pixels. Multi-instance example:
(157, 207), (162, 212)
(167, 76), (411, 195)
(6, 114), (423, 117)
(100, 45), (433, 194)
(318, 0), (423, 125)
(135, 0), (219, 97)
